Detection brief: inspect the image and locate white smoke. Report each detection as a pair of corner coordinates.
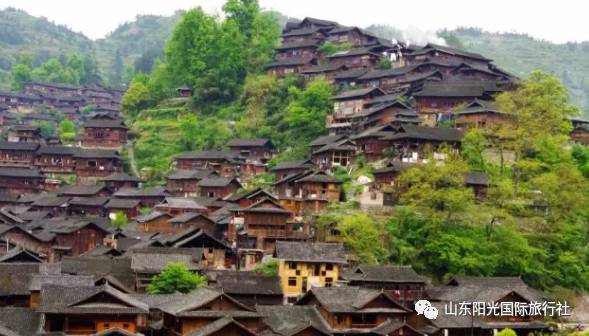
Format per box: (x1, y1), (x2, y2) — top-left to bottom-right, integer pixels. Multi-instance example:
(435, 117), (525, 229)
(402, 25), (446, 47)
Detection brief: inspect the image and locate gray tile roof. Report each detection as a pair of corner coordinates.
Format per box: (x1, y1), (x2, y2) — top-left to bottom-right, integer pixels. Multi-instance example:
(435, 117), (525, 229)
(0, 142), (40, 151)
(270, 160), (314, 171)
(342, 265), (427, 283)
(198, 177), (241, 188)
(298, 286), (408, 313)
(332, 87), (384, 100)
(0, 168), (43, 178)
(74, 149), (120, 159)
(256, 305), (331, 336)
(58, 184), (108, 197)
(0, 307), (42, 336)
(381, 125), (462, 142)
(129, 247), (203, 273)
(38, 284), (148, 314)
(275, 241), (346, 264)
(214, 272), (282, 295)
(166, 169), (217, 180)
(185, 317), (255, 336)
(155, 197), (207, 210)
(226, 138), (272, 147)
(101, 172), (143, 182)
(0, 263), (40, 295)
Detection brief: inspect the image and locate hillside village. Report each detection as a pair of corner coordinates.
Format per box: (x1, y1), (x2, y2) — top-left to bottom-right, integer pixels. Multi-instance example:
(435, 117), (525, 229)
(0, 10), (587, 336)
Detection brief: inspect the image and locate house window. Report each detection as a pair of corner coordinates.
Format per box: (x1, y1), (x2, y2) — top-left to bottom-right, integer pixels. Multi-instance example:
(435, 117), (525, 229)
(326, 264), (334, 271)
(87, 160), (97, 167)
(123, 324), (130, 330)
(325, 277), (333, 287)
(314, 264), (321, 276)
(295, 270), (301, 276)
(288, 262), (296, 270)
(288, 277), (297, 287)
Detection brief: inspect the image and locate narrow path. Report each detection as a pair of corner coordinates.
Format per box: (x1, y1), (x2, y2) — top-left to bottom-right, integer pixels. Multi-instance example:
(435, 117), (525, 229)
(126, 142), (140, 177)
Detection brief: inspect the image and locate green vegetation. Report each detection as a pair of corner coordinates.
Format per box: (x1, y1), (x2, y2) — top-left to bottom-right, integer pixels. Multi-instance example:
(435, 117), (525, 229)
(58, 119), (77, 145)
(319, 73), (589, 293)
(254, 258), (280, 276)
(110, 211), (129, 230)
(146, 263), (206, 294)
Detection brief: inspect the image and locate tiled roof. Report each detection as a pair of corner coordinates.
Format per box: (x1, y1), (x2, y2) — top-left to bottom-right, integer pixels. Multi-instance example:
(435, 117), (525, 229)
(275, 241), (347, 264)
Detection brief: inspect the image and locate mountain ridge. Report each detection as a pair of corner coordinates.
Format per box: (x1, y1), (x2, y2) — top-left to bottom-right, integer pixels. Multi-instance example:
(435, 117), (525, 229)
(0, 7), (587, 111)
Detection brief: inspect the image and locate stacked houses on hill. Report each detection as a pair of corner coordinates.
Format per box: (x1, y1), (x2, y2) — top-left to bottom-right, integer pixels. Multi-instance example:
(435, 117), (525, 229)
(0, 16), (580, 336)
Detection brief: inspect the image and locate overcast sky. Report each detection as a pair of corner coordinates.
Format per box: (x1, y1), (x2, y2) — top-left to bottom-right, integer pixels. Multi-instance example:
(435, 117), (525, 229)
(1, 0), (588, 43)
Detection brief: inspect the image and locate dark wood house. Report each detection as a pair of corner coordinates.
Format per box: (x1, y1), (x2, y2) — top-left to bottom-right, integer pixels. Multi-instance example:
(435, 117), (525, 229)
(311, 138), (356, 170)
(81, 119), (128, 148)
(0, 142), (40, 168)
(7, 125), (43, 143)
(226, 138), (275, 163)
(198, 177), (242, 199)
(327, 47), (382, 69)
(0, 168), (45, 194)
(341, 265), (427, 307)
(38, 284), (149, 334)
(101, 172), (143, 191)
(166, 169), (218, 197)
(296, 286), (410, 331)
(379, 125), (462, 163)
(74, 149), (122, 181)
(113, 187), (167, 208)
(229, 198), (295, 254)
(159, 287), (261, 335)
(174, 150), (244, 177)
(265, 57), (317, 77)
(210, 271), (283, 307)
(270, 159), (314, 181)
(275, 40), (320, 60)
(34, 145), (78, 174)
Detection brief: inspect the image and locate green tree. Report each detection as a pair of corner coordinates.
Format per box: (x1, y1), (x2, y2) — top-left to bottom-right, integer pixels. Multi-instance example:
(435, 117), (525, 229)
(254, 258), (279, 276)
(58, 119), (76, 145)
(121, 79), (151, 118)
(461, 128), (487, 171)
(285, 78), (332, 147)
(495, 329), (517, 336)
(398, 154), (474, 221)
(110, 211), (129, 230)
(146, 263), (206, 294)
(10, 63), (32, 90)
(376, 58), (392, 70)
(338, 214), (384, 264)
(495, 71), (579, 156)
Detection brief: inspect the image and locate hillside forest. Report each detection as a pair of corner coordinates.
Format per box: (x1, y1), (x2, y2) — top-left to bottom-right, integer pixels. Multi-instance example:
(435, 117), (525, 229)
(2, 1), (589, 304)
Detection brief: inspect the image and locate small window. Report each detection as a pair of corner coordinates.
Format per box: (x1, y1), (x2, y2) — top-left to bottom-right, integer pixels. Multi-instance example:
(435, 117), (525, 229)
(88, 160), (97, 167)
(326, 264), (334, 271)
(288, 262), (296, 270)
(288, 277), (297, 287)
(321, 271), (326, 276)
(295, 270), (301, 276)
(325, 277), (333, 287)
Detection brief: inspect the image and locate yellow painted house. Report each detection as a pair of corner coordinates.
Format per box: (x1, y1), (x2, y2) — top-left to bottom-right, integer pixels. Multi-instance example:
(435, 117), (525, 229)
(274, 241), (347, 303)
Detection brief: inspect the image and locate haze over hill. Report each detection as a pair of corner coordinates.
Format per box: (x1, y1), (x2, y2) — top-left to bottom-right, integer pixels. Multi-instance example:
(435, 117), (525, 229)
(0, 7), (588, 111)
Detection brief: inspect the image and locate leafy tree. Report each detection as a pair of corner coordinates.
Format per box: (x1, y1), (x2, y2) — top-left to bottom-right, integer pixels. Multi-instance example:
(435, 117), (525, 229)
(495, 71), (579, 156)
(36, 121), (56, 138)
(398, 154), (474, 221)
(121, 79), (151, 118)
(10, 63), (32, 90)
(146, 263), (206, 294)
(376, 58), (392, 70)
(461, 129), (487, 171)
(110, 211), (129, 230)
(58, 119), (76, 144)
(338, 214), (384, 264)
(254, 258), (279, 276)
(495, 329), (517, 336)
(285, 78), (332, 147)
